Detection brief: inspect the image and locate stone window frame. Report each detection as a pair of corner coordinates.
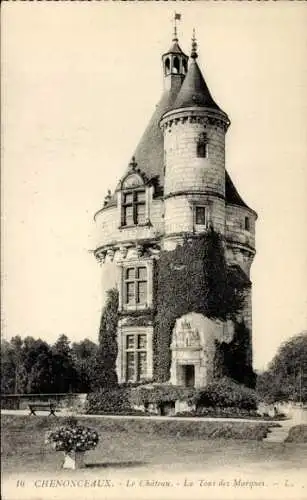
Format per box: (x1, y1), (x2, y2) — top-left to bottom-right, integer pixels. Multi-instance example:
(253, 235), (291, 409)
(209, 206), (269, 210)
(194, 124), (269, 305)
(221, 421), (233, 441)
(118, 173), (152, 229)
(196, 132), (209, 158)
(118, 259), (154, 312)
(193, 204), (209, 230)
(123, 265), (148, 308)
(122, 189), (146, 226)
(117, 324), (154, 384)
(244, 216), (250, 231)
(125, 332), (147, 382)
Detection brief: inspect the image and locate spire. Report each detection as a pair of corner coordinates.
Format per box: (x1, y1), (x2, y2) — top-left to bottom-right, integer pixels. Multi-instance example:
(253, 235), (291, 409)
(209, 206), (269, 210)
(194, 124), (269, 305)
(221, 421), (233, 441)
(191, 28), (198, 59)
(172, 12), (181, 42)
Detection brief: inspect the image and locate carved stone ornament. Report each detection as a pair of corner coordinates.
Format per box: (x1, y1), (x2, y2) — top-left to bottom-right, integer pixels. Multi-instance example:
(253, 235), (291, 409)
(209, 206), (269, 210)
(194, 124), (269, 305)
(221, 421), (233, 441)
(136, 244), (144, 258)
(174, 319), (200, 348)
(106, 248), (115, 262)
(119, 246), (128, 259)
(122, 173), (144, 189)
(96, 251), (106, 264)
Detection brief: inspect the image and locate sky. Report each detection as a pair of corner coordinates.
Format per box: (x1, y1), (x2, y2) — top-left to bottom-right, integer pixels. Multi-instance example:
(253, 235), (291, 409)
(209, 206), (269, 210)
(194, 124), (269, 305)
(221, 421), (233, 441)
(1, 2), (307, 371)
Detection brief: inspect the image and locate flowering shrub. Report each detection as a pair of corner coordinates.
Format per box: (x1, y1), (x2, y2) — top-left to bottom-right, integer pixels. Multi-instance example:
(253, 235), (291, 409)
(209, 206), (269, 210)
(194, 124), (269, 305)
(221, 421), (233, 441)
(45, 418), (99, 452)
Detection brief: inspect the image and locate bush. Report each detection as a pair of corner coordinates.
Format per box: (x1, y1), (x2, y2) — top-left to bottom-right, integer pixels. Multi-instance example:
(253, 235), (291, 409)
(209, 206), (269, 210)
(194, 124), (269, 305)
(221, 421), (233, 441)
(191, 378), (258, 410)
(285, 425), (307, 443)
(86, 388), (132, 415)
(85, 388), (146, 415)
(130, 384), (198, 407)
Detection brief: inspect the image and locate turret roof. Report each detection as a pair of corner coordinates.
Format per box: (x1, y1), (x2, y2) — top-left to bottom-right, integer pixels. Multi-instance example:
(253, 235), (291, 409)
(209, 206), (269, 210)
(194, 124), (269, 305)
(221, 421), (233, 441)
(173, 59), (222, 111)
(164, 40), (187, 56)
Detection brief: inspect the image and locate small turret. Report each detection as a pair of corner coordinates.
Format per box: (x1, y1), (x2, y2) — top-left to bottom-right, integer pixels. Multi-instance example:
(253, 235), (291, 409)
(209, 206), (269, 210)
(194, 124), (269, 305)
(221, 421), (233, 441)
(160, 32), (230, 248)
(162, 18), (188, 92)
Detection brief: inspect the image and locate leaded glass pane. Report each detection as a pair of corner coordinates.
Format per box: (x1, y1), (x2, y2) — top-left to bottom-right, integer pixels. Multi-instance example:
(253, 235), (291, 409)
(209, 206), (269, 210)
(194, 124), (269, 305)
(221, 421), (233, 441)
(126, 268), (135, 280)
(195, 206), (206, 225)
(124, 193), (133, 204)
(137, 267), (147, 280)
(126, 352), (135, 381)
(136, 203), (145, 224)
(124, 205), (133, 226)
(138, 352), (147, 380)
(136, 191), (145, 202)
(138, 334), (147, 349)
(126, 335), (135, 349)
(126, 282), (135, 303)
(137, 281), (147, 304)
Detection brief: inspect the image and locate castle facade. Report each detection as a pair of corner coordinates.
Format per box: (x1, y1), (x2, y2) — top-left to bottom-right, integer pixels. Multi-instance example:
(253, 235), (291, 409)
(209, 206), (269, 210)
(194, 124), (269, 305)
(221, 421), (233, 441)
(93, 29), (257, 388)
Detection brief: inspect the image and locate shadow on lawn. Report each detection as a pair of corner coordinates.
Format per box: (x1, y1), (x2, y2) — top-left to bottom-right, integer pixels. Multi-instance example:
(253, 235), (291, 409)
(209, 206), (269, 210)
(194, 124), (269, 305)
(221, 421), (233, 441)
(85, 460), (147, 469)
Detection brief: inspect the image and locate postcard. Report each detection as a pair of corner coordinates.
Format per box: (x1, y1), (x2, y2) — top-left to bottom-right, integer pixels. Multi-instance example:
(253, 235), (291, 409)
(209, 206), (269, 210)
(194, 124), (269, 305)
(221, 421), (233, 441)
(1, 2), (307, 500)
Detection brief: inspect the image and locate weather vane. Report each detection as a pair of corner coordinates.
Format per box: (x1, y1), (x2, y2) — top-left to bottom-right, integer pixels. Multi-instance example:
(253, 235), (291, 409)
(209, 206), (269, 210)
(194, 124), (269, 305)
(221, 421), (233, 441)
(173, 12), (181, 42)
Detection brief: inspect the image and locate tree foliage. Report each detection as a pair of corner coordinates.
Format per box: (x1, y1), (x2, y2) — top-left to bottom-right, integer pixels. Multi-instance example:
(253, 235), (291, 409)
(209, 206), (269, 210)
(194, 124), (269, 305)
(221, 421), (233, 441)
(1, 334), (99, 394)
(91, 288), (119, 390)
(256, 331), (307, 403)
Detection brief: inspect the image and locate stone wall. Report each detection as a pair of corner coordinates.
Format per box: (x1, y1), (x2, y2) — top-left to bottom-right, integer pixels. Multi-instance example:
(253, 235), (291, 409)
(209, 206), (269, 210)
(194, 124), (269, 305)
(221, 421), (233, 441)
(162, 115), (226, 198)
(94, 197), (164, 249)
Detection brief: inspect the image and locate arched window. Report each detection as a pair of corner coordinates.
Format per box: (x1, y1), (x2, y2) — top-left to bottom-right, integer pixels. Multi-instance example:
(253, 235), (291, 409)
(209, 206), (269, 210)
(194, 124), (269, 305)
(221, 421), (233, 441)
(165, 57), (170, 75)
(197, 133), (208, 158)
(173, 56), (180, 74)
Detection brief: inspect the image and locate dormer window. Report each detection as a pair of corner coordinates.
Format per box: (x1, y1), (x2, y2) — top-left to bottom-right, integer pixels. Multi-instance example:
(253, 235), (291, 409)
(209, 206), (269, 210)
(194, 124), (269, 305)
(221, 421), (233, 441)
(197, 133), (208, 158)
(120, 168), (149, 228)
(122, 190), (146, 226)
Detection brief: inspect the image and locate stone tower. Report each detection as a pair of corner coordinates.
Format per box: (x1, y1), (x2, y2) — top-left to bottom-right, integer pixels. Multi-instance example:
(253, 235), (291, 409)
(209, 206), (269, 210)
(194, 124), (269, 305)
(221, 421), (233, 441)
(93, 28), (257, 388)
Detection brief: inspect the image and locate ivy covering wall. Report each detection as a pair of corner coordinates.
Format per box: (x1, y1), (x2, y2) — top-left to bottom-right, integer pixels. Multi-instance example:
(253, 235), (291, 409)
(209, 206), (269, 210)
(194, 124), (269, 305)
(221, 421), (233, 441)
(154, 229), (250, 382)
(97, 230), (254, 389)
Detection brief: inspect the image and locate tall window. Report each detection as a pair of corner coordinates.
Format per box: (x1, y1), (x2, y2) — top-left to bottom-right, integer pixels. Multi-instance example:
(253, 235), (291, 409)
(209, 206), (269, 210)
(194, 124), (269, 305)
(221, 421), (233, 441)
(197, 133), (208, 158)
(125, 333), (147, 382)
(122, 190), (146, 226)
(244, 216), (250, 231)
(124, 266), (147, 306)
(195, 206), (207, 226)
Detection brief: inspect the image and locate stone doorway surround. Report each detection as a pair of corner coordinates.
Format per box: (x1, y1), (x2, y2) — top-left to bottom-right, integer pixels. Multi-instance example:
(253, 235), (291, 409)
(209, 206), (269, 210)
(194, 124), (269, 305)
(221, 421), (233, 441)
(169, 312), (234, 388)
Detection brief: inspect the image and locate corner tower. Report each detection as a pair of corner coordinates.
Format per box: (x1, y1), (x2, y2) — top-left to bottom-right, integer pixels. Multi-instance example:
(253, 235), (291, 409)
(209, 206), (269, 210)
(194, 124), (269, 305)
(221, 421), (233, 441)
(160, 33), (230, 250)
(93, 25), (257, 388)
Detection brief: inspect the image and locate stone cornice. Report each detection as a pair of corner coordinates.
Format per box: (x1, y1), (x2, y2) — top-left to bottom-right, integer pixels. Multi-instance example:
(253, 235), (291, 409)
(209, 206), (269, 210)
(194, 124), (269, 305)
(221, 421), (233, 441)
(226, 203), (258, 219)
(160, 107), (230, 132)
(164, 190), (225, 201)
(226, 239), (256, 256)
(94, 238), (161, 263)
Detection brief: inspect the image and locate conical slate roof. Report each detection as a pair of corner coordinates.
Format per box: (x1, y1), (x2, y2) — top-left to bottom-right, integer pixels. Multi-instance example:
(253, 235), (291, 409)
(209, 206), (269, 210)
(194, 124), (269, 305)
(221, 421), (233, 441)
(123, 86), (180, 190)
(174, 59), (222, 111)
(164, 40), (186, 55)
(225, 171), (249, 209)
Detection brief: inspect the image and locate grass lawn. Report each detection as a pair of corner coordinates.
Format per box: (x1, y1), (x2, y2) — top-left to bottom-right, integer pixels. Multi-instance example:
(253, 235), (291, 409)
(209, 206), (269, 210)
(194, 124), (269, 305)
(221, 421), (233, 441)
(2, 415), (307, 475)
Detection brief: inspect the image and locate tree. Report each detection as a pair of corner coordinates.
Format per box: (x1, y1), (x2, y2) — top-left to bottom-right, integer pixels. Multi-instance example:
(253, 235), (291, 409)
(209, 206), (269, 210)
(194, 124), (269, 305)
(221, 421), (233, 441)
(92, 289), (119, 390)
(51, 334), (80, 393)
(1, 340), (16, 393)
(256, 331), (307, 403)
(71, 339), (98, 392)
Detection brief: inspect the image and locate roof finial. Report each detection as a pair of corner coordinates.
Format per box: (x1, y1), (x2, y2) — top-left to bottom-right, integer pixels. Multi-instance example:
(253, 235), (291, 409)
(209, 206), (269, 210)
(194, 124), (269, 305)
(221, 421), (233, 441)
(191, 28), (198, 59)
(173, 12), (181, 42)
